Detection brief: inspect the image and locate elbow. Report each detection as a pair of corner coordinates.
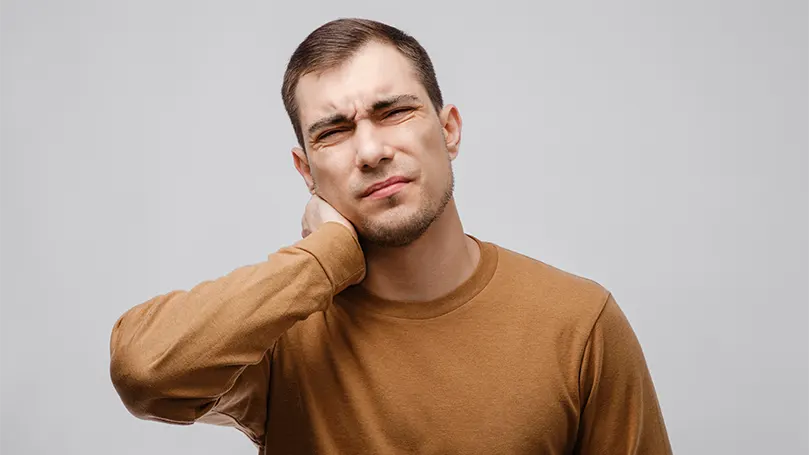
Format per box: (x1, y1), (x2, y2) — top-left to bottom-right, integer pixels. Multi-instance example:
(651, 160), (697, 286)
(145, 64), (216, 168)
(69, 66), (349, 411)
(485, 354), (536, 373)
(109, 346), (214, 424)
(109, 346), (167, 420)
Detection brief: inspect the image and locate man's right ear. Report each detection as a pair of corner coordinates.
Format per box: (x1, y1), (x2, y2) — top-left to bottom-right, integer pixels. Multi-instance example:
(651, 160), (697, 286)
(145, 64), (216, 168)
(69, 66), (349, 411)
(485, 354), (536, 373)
(291, 146), (316, 194)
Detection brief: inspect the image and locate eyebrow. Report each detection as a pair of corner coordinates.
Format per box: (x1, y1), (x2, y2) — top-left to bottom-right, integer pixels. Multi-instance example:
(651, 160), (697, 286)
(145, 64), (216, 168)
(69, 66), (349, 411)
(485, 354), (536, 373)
(306, 94), (421, 139)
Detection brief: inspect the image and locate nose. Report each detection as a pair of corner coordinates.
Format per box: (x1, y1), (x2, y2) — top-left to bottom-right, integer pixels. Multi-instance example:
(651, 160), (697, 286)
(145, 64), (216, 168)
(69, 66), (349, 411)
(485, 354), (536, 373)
(354, 121), (394, 169)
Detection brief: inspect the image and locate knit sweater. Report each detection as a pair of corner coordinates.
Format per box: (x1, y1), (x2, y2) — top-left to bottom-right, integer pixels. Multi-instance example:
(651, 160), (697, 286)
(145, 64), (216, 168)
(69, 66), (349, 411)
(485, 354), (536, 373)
(109, 221), (672, 454)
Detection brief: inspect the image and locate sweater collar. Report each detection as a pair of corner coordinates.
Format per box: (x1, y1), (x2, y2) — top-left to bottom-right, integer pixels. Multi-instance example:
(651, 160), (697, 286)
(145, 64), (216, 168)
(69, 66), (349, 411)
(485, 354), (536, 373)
(336, 235), (498, 320)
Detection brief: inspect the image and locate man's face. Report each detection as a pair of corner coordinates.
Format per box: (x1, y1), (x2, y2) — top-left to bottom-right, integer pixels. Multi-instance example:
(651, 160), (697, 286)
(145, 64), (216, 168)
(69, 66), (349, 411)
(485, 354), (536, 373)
(293, 41), (461, 247)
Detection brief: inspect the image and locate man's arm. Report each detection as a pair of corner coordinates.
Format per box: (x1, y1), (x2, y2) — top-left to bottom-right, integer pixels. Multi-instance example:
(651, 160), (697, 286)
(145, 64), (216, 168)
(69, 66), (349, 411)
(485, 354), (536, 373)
(573, 293), (673, 454)
(108, 221), (364, 448)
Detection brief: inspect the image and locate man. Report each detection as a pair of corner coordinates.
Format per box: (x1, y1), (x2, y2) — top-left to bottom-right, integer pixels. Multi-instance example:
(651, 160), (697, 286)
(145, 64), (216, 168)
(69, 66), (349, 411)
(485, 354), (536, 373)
(109, 17), (673, 454)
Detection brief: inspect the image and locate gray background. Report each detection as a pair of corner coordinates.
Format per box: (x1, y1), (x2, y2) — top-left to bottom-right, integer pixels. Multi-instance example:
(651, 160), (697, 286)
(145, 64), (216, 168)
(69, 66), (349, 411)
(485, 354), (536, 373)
(2, 1), (807, 454)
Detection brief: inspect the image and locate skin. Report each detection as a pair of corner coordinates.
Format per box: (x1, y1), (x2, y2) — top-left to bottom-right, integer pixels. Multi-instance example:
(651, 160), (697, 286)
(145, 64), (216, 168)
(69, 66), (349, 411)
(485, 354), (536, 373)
(293, 41), (480, 302)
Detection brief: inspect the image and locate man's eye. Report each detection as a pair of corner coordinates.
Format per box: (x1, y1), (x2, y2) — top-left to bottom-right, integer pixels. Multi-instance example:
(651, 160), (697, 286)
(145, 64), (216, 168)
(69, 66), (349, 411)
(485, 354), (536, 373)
(384, 108), (411, 119)
(318, 129), (347, 141)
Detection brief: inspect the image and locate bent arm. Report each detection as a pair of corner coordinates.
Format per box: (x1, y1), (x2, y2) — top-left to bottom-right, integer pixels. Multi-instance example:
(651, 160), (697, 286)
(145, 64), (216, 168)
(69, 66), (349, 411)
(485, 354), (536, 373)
(109, 222), (364, 446)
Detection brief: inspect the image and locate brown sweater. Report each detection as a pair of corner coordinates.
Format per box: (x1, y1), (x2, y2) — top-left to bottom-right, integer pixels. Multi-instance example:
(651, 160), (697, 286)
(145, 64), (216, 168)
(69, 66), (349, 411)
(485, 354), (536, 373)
(109, 222), (672, 454)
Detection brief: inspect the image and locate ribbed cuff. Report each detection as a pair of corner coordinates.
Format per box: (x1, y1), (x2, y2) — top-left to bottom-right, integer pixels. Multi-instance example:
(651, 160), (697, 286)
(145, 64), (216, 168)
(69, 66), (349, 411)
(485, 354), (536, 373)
(295, 221), (365, 294)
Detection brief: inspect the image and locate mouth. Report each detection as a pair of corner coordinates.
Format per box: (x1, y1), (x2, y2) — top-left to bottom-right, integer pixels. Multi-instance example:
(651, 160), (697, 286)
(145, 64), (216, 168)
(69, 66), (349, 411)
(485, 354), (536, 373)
(361, 176), (411, 199)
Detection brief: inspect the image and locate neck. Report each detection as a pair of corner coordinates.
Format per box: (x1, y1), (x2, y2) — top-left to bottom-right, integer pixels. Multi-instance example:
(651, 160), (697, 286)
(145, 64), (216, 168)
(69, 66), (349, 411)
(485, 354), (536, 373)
(359, 199), (481, 302)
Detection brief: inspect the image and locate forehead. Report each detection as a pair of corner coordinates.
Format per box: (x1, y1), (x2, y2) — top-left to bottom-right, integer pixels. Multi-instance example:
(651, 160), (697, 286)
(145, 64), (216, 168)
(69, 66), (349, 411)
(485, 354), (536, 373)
(295, 41), (425, 125)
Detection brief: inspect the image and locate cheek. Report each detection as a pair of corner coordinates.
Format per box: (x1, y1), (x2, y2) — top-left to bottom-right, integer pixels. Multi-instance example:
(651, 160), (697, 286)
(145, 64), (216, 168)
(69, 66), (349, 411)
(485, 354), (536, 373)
(314, 149), (352, 182)
(385, 124), (446, 174)
(412, 125), (450, 171)
(395, 119), (440, 149)
(312, 158), (357, 206)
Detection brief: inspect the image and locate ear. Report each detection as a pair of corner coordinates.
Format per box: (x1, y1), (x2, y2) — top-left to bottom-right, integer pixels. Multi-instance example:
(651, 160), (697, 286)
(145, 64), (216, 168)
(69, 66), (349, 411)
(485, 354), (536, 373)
(292, 146), (316, 194)
(439, 104), (462, 161)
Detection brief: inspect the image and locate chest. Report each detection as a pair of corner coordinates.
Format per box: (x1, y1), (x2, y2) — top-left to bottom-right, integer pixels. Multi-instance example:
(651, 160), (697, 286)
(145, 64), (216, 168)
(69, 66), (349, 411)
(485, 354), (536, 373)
(264, 310), (580, 454)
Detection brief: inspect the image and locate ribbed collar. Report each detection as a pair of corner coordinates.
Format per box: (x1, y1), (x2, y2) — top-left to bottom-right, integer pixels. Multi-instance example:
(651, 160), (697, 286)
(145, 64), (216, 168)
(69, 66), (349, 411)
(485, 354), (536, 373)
(336, 235), (499, 320)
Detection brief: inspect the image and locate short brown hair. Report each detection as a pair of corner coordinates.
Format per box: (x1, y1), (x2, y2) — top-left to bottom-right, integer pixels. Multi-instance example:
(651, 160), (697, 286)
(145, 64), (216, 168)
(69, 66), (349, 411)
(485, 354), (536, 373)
(281, 18), (444, 149)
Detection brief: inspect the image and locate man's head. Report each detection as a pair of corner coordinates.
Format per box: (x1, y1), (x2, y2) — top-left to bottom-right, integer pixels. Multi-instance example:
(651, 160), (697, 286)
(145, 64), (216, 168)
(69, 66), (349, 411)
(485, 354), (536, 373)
(282, 18), (462, 248)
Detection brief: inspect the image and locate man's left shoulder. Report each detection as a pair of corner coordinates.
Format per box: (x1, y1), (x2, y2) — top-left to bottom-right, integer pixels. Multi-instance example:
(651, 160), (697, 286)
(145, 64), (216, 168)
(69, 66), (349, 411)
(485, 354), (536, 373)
(489, 242), (612, 327)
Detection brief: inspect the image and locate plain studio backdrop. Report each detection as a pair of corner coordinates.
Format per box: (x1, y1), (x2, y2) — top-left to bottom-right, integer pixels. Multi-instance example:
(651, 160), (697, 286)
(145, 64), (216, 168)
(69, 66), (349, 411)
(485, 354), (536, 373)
(1, 1), (807, 454)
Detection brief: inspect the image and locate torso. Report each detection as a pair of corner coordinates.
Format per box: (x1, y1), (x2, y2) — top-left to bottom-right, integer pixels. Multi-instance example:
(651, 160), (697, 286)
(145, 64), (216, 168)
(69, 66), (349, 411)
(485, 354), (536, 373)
(262, 243), (607, 454)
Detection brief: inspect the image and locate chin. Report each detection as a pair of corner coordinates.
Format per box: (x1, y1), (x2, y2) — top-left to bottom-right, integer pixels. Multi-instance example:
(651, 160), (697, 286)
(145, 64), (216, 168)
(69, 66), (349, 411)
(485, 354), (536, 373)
(357, 221), (431, 248)
(354, 172), (454, 248)
(357, 199), (449, 248)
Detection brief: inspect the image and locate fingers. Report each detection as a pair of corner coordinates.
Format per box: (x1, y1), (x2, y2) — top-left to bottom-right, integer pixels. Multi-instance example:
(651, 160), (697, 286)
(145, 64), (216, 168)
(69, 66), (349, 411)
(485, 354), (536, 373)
(301, 214), (312, 238)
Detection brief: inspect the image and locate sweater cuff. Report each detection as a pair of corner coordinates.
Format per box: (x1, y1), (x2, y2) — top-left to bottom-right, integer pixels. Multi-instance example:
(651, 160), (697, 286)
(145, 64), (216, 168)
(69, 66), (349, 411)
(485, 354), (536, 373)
(295, 221), (366, 294)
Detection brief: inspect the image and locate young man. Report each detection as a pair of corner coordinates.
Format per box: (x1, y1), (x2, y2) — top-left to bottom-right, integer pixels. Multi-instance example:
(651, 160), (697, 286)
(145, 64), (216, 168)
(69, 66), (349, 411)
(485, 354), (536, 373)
(110, 18), (673, 454)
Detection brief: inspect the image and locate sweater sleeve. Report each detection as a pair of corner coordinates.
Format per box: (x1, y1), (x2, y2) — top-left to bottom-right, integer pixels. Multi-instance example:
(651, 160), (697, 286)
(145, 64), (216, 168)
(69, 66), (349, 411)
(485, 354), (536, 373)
(108, 222), (365, 449)
(573, 293), (673, 455)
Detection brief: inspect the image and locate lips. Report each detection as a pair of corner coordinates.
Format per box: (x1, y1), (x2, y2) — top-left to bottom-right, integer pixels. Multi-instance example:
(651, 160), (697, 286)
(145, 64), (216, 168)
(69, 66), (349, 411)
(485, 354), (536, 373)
(361, 176), (411, 198)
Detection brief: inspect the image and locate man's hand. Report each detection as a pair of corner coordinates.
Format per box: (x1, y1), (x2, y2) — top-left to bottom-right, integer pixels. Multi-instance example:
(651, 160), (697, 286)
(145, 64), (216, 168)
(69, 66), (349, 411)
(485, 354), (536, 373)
(301, 194), (357, 241)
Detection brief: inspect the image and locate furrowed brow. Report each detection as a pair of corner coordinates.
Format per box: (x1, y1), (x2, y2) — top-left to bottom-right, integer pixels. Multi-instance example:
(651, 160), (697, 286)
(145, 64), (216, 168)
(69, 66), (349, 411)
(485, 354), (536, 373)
(371, 94), (420, 112)
(307, 113), (352, 138)
(307, 94), (421, 138)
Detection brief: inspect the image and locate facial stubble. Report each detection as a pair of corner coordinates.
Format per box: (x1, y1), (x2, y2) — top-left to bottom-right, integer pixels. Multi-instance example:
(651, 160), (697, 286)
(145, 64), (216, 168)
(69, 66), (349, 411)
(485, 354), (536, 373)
(356, 162), (455, 248)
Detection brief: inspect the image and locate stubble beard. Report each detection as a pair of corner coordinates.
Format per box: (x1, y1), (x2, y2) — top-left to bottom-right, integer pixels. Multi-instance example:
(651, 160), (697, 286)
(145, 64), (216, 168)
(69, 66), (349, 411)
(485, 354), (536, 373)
(357, 166), (455, 249)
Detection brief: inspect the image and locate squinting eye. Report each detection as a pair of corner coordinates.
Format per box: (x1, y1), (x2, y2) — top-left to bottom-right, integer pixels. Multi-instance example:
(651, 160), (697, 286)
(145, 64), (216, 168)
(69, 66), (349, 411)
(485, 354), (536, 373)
(385, 108), (411, 119)
(318, 129), (346, 141)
